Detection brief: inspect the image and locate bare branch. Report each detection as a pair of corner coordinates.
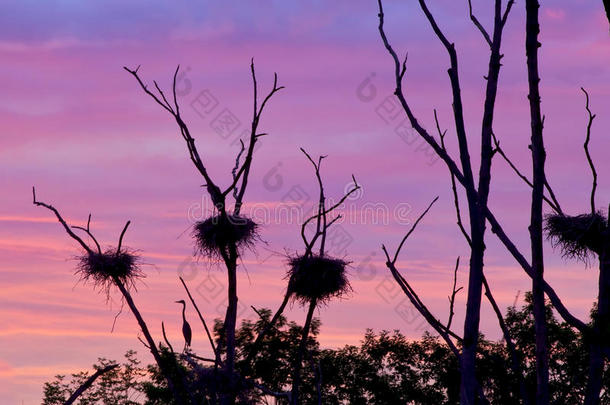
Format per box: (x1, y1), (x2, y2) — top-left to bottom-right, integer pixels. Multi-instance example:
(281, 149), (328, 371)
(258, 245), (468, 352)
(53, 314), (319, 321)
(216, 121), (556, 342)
(467, 0), (492, 47)
(299, 148), (328, 255)
(64, 364), (119, 405)
(231, 61), (284, 214)
(137, 335), (151, 349)
(390, 197), (439, 265)
(117, 221), (131, 253)
(377, 0), (587, 338)
(446, 257), (463, 330)
(416, 0), (477, 196)
(377, 0), (469, 195)
(501, 0), (516, 27)
(32, 187), (93, 254)
(187, 353), (217, 363)
(382, 247), (462, 355)
(153, 80), (175, 114)
(72, 214), (102, 254)
(581, 87), (598, 214)
(124, 66), (217, 191)
(492, 133), (563, 214)
(178, 276), (218, 362)
(231, 139), (246, 200)
(299, 149), (360, 254)
(161, 321), (175, 354)
(436, 111), (472, 246)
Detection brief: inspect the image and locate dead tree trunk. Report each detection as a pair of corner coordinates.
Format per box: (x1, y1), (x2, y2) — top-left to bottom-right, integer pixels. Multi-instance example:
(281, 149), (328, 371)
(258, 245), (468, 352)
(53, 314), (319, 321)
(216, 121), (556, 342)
(525, 0), (550, 404)
(585, 236), (610, 405)
(377, 1), (513, 403)
(291, 298), (317, 405)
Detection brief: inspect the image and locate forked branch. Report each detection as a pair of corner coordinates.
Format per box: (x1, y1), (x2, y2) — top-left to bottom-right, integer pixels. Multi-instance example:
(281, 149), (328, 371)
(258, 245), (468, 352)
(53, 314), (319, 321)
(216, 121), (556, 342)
(446, 257), (463, 331)
(32, 187), (93, 254)
(381, 197), (463, 351)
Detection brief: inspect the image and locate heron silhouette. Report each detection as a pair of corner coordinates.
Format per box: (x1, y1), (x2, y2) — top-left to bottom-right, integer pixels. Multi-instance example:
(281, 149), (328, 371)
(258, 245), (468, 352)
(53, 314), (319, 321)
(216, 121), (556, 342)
(175, 300), (192, 351)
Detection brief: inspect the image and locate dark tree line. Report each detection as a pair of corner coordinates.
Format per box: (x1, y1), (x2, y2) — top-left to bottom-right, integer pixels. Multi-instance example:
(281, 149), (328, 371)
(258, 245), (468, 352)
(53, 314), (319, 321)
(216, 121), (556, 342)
(43, 298), (610, 405)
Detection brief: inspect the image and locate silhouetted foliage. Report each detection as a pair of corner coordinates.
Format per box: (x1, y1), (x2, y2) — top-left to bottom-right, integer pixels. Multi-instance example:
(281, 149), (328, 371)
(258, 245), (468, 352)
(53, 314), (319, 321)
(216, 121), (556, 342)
(43, 299), (610, 404)
(43, 351), (145, 405)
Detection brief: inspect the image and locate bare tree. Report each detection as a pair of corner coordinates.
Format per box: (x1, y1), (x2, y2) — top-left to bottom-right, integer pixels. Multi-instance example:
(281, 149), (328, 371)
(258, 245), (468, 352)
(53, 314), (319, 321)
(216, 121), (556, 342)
(32, 188), (186, 405)
(287, 149), (359, 405)
(525, 0), (550, 403)
(125, 61), (282, 404)
(377, 1), (513, 403)
(377, 0), (610, 401)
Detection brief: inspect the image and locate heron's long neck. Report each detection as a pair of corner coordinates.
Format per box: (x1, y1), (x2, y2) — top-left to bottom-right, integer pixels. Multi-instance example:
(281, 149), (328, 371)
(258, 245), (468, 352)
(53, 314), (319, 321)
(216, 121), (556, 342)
(181, 303), (186, 319)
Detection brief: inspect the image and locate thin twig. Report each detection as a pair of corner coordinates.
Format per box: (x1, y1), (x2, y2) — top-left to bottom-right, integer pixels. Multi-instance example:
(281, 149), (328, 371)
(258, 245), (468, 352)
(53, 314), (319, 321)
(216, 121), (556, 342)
(436, 110), (472, 246)
(391, 197), (439, 265)
(491, 133), (563, 214)
(117, 221), (131, 253)
(71, 214), (102, 254)
(162, 321), (175, 354)
(581, 87), (598, 214)
(179, 276), (218, 362)
(446, 257), (463, 330)
(32, 187), (93, 254)
(231, 139), (246, 200)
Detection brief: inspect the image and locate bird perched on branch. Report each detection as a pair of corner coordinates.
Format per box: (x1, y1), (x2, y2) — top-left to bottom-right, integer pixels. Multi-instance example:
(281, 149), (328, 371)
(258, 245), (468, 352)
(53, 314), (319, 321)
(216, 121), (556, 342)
(175, 300), (192, 351)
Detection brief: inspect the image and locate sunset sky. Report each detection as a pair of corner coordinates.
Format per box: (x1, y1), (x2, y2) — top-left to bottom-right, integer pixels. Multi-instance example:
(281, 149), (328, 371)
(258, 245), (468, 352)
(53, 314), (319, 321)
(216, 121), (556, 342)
(2, 0), (610, 403)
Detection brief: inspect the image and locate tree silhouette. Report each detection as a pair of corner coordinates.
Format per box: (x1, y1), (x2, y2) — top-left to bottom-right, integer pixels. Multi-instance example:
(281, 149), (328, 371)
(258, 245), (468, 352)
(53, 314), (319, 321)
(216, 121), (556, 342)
(125, 61), (282, 404)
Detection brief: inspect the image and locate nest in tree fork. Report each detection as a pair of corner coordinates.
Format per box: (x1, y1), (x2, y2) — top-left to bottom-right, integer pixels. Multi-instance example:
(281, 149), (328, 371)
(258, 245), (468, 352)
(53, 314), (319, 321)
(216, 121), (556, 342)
(76, 249), (143, 296)
(193, 214), (259, 258)
(287, 254), (351, 304)
(545, 212), (607, 262)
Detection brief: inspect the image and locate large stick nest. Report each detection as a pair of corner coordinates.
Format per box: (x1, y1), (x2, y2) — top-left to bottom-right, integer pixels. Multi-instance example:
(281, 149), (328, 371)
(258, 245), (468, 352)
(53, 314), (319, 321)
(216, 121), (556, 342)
(287, 254), (351, 304)
(193, 214), (259, 259)
(76, 249), (143, 296)
(545, 212), (607, 262)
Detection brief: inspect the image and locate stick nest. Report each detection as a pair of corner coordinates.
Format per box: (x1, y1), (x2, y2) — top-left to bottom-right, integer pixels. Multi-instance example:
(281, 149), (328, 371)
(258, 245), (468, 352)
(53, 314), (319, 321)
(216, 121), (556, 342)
(193, 214), (259, 258)
(545, 212), (607, 262)
(287, 254), (351, 304)
(76, 249), (143, 296)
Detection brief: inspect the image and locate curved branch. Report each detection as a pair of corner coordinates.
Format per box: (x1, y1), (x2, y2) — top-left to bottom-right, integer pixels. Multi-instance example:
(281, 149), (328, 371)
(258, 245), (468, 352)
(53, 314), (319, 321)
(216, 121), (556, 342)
(32, 187), (93, 254)
(71, 214), (102, 254)
(390, 196), (439, 265)
(446, 257), (463, 330)
(467, 0), (492, 47)
(581, 87), (598, 214)
(64, 364), (119, 405)
(124, 66), (217, 192)
(492, 133), (563, 214)
(178, 276), (219, 363)
(117, 221), (131, 253)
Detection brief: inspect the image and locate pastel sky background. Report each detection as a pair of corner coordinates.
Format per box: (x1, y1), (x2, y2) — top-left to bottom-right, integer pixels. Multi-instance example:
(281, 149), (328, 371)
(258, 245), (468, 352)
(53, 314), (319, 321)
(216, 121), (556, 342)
(1, 0), (610, 403)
